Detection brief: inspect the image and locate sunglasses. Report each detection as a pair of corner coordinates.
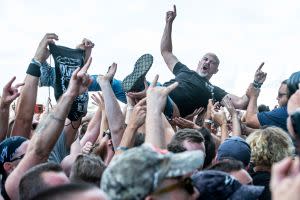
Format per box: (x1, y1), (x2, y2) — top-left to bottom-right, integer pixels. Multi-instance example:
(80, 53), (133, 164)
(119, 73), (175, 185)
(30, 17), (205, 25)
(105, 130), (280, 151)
(277, 93), (287, 98)
(152, 177), (195, 196)
(10, 154), (25, 162)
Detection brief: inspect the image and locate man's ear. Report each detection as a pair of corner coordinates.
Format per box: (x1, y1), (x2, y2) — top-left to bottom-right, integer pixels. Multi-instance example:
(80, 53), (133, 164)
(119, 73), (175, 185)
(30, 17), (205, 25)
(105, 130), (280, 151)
(3, 162), (14, 174)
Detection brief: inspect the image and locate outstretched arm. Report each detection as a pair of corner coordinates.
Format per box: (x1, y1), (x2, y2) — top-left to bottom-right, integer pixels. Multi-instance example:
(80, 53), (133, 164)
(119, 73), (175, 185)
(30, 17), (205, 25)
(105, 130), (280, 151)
(146, 75), (178, 148)
(0, 77), (24, 140)
(80, 92), (104, 146)
(245, 83), (261, 128)
(160, 5), (179, 73)
(5, 58), (93, 200)
(12, 33), (59, 138)
(98, 63), (126, 148)
(226, 62), (267, 109)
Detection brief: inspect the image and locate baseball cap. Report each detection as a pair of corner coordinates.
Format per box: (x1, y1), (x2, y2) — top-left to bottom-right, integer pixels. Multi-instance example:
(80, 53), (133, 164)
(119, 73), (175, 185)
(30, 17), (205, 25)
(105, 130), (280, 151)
(101, 143), (205, 200)
(217, 136), (251, 167)
(0, 136), (27, 175)
(192, 170), (264, 200)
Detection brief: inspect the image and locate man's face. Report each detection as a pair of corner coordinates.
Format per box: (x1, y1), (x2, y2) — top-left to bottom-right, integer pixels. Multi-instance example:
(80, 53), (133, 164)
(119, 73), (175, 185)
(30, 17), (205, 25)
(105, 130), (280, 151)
(197, 54), (219, 79)
(276, 83), (289, 107)
(4, 141), (29, 175)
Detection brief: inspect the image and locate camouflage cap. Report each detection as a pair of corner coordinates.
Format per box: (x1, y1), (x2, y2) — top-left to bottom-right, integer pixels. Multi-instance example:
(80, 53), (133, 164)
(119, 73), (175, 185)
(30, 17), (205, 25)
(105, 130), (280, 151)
(101, 143), (204, 200)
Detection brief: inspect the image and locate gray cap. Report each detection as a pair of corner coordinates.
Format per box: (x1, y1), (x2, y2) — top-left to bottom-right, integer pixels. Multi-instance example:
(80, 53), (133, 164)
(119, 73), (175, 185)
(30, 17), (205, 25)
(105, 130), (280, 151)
(101, 143), (205, 200)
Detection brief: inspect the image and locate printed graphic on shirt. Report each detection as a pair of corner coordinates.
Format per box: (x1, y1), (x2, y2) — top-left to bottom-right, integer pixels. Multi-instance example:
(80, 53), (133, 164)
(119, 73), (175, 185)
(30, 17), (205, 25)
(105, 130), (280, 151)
(49, 44), (88, 121)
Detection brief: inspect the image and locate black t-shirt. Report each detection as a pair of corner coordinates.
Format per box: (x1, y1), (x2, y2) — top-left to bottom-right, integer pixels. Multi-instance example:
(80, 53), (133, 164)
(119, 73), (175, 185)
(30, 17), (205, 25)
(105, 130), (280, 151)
(163, 62), (228, 117)
(250, 171), (271, 200)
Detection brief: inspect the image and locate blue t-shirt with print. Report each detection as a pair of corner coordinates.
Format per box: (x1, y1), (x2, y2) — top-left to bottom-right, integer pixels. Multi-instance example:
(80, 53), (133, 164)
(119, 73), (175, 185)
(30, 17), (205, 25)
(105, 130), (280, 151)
(257, 106), (288, 131)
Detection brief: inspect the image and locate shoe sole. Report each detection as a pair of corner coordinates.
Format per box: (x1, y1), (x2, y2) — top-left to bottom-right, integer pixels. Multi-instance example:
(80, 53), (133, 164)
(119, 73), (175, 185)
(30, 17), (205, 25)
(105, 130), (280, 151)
(122, 54), (153, 92)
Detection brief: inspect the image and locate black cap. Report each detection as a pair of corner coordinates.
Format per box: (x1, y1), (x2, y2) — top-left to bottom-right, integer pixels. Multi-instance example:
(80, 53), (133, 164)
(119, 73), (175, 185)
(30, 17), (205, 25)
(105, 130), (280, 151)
(0, 136), (27, 174)
(192, 170), (264, 200)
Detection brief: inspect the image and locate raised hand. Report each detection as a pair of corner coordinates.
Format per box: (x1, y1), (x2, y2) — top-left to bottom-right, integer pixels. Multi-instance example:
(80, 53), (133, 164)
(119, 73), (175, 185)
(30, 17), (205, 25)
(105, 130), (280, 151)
(211, 106), (227, 126)
(91, 92), (105, 111)
(254, 62), (267, 84)
(185, 107), (204, 121)
(172, 117), (199, 129)
(246, 83), (260, 98)
(127, 79), (149, 101)
(76, 38), (95, 64)
(1, 77), (24, 107)
(146, 75), (178, 113)
(66, 57), (93, 97)
(271, 157), (300, 200)
(129, 98), (147, 128)
(222, 96), (237, 117)
(34, 33), (59, 63)
(81, 141), (93, 154)
(97, 63), (117, 83)
(166, 5), (177, 23)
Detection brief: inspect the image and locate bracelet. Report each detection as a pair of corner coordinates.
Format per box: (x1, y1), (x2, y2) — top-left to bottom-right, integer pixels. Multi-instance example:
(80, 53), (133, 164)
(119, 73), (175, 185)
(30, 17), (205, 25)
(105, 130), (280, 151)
(26, 59), (41, 77)
(31, 58), (42, 67)
(253, 80), (262, 89)
(116, 146), (129, 151)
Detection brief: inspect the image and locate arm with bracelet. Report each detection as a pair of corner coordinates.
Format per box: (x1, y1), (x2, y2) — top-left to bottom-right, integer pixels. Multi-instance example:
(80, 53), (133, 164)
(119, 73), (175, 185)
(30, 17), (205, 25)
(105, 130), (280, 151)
(12, 33), (59, 138)
(5, 56), (93, 200)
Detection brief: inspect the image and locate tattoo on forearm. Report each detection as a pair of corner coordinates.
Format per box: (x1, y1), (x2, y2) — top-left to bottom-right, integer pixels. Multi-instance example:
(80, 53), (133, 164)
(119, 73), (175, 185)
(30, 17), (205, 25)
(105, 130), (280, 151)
(35, 113), (65, 134)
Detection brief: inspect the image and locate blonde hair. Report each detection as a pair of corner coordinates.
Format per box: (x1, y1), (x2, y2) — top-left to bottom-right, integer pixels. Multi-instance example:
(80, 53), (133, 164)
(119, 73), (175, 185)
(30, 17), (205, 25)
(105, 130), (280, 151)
(246, 127), (295, 167)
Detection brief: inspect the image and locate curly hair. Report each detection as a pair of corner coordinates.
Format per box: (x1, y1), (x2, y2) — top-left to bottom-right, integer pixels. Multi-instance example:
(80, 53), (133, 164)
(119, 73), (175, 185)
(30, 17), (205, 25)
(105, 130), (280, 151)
(246, 127), (295, 168)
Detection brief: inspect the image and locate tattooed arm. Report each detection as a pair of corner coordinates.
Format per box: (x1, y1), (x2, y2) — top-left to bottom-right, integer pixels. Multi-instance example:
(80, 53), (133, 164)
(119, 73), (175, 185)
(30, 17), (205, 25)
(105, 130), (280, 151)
(5, 58), (93, 200)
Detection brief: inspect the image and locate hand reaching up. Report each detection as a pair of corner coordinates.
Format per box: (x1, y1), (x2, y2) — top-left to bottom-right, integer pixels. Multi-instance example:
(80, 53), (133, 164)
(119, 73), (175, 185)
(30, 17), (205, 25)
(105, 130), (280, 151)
(254, 62), (267, 84)
(66, 57), (93, 97)
(146, 75), (178, 113)
(34, 33), (59, 63)
(1, 77), (24, 107)
(91, 92), (105, 111)
(76, 38), (95, 64)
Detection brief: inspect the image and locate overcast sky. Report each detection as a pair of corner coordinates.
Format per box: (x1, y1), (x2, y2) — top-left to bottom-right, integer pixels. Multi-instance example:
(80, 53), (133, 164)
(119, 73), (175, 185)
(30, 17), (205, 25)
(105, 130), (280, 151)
(0, 0), (299, 108)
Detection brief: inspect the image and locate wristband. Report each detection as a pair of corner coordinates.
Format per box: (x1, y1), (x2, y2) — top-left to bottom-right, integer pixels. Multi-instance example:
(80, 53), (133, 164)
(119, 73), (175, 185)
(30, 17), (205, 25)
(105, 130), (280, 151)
(253, 80), (262, 89)
(26, 59), (41, 77)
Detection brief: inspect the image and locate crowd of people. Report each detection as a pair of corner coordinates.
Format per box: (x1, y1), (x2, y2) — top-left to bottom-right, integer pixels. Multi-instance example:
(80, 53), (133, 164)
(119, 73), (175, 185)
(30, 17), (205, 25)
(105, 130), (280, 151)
(0, 5), (300, 200)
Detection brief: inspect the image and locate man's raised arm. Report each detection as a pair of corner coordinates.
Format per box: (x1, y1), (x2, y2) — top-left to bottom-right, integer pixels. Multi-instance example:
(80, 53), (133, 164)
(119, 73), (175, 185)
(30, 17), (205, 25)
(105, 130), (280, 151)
(12, 33), (58, 138)
(160, 5), (179, 73)
(0, 77), (23, 141)
(226, 62), (267, 109)
(5, 58), (93, 200)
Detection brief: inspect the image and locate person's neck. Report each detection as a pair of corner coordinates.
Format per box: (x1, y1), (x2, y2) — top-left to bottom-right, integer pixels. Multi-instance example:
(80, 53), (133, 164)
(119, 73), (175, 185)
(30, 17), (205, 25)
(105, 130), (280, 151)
(253, 165), (271, 172)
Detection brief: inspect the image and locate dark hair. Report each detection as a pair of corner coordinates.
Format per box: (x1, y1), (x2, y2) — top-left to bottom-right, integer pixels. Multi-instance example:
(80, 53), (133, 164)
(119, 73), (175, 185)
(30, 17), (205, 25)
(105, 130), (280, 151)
(70, 154), (106, 187)
(133, 132), (145, 147)
(198, 127), (216, 168)
(287, 72), (300, 97)
(258, 104), (270, 112)
(19, 162), (63, 200)
(29, 183), (96, 200)
(208, 159), (244, 173)
(167, 129), (204, 153)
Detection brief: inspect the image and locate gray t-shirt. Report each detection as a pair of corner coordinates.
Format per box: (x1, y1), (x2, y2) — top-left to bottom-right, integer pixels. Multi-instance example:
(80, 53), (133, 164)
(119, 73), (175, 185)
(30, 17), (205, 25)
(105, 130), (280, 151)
(48, 132), (70, 164)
